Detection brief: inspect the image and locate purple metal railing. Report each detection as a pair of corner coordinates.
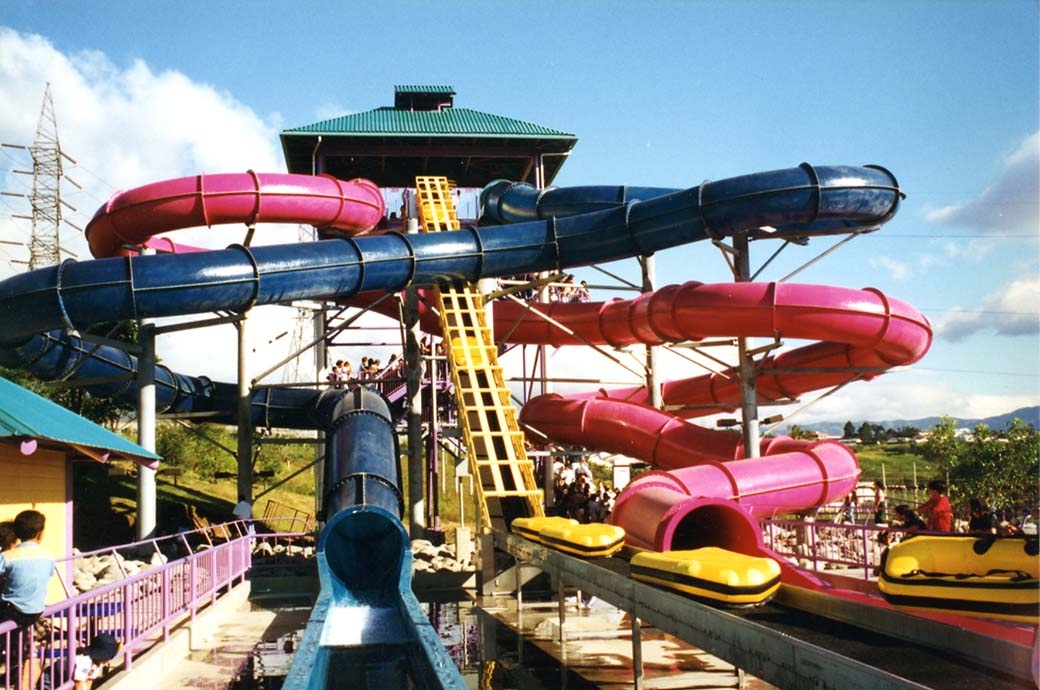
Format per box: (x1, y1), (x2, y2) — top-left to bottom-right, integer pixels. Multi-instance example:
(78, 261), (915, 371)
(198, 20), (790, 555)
(760, 517), (909, 580)
(0, 520), (313, 690)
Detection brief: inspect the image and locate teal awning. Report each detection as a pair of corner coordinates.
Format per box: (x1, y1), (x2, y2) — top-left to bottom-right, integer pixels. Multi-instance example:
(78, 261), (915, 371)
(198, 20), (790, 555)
(0, 376), (160, 468)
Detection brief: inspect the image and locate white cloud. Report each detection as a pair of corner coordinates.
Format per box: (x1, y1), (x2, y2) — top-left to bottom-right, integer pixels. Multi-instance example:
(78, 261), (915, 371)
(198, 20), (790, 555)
(0, 28), (299, 383)
(776, 372), (1036, 426)
(313, 101), (350, 123)
(926, 131), (1040, 234)
(868, 255), (909, 281)
(0, 27), (285, 274)
(934, 274), (1040, 342)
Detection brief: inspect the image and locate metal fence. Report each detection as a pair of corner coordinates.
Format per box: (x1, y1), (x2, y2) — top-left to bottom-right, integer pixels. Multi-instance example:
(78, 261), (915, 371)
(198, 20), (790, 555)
(760, 517), (910, 580)
(0, 521), (265, 690)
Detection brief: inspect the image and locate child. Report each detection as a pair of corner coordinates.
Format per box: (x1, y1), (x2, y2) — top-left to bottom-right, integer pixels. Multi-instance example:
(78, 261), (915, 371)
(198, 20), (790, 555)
(0, 510), (56, 688)
(893, 504), (927, 531)
(37, 632), (119, 690)
(73, 633), (119, 689)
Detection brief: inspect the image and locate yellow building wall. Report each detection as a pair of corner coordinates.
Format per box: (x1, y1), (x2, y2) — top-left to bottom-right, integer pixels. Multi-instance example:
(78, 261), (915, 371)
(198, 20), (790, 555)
(0, 443), (70, 604)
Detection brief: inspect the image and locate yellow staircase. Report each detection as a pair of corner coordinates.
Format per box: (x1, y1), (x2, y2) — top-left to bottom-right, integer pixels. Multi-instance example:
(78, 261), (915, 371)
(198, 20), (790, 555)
(415, 176), (544, 532)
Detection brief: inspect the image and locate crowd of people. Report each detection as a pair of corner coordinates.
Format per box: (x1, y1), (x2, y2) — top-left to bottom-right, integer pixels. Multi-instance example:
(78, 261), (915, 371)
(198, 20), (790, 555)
(498, 273), (592, 303)
(325, 353), (404, 388)
(548, 274), (591, 303)
(540, 455), (619, 524)
(835, 479), (1033, 548)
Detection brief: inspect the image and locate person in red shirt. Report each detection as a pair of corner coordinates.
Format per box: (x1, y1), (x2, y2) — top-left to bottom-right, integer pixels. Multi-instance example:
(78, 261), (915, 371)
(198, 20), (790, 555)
(918, 480), (953, 532)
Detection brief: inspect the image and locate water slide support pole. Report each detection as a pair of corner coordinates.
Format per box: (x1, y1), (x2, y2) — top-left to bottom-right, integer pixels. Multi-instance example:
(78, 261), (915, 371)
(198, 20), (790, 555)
(427, 340), (440, 532)
(632, 615), (645, 690)
(640, 255), (661, 409)
(236, 310), (254, 501)
(136, 315), (157, 539)
(533, 161), (551, 399)
(733, 232), (761, 457)
(405, 217), (425, 538)
(313, 308), (326, 519)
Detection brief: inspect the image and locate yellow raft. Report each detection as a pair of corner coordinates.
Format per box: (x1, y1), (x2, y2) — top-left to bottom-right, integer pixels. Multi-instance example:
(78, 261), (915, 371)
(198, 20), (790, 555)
(630, 547), (782, 607)
(511, 516), (577, 543)
(877, 535), (1039, 623)
(511, 516), (625, 558)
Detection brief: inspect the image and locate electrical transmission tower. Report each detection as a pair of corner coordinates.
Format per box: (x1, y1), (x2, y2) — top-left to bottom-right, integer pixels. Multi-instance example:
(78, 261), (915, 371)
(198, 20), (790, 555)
(2, 82), (81, 270)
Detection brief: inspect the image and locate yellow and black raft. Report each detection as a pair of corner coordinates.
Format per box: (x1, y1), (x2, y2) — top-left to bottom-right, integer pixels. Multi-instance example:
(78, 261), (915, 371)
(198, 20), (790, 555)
(511, 516), (626, 558)
(630, 547), (782, 607)
(511, 516), (577, 543)
(877, 535), (1039, 624)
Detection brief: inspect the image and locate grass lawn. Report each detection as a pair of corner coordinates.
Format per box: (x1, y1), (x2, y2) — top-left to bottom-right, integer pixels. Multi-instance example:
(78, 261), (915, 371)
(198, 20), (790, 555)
(852, 442), (934, 488)
(72, 448), (482, 550)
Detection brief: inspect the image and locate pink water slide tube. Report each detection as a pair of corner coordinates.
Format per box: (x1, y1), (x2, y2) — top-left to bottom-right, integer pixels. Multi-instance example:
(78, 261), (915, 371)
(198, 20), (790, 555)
(84, 172), (384, 257)
(509, 280), (931, 569)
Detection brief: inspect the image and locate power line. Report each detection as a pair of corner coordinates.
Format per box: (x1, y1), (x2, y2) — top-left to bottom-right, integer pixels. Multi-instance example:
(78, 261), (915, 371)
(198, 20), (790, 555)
(872, 234), (1037, 239)
(912, 366), (1039, 378)
(920, 307), (1038, 317)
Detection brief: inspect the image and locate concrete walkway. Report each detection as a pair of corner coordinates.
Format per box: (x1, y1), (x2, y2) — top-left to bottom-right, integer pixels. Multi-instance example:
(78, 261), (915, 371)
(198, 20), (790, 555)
(102, 584), (310, 690)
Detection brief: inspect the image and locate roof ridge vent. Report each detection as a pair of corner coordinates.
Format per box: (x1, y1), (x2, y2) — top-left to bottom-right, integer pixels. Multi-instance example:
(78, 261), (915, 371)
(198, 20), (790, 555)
(393, 85), (455, 112)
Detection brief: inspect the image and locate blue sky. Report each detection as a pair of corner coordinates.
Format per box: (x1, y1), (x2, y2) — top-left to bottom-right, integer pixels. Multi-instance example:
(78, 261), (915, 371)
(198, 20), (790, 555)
(0, 1), (1037, 426)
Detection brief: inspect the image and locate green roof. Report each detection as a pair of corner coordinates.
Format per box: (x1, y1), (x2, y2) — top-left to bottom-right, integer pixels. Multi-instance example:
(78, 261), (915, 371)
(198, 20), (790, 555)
(0, 376), (160, 467)
(394, 84), (455, 94)
(283, 107), (575, 139)
(280, 87), (578, 186)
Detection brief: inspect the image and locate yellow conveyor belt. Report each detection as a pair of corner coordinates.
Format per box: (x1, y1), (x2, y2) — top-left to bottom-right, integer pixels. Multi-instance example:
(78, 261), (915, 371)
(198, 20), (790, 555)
(415, 176), (544, 532)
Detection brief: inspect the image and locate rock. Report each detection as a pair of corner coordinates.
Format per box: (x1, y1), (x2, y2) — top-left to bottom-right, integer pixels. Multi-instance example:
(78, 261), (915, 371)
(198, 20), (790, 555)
(72, 571), (97, 593)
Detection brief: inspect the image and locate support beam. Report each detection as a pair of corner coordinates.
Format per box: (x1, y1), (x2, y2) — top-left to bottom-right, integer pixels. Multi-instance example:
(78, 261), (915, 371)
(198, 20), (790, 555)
(640, 255), (661, 409)
(733, 232), (761, 457)
(404, 217), (425, 538)
(236, 310), (253, 502)
(135, 320), (157, 539)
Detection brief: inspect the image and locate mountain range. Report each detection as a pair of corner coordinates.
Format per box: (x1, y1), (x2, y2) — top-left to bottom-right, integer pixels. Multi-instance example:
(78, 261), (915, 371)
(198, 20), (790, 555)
(786, 406), (1040, 437)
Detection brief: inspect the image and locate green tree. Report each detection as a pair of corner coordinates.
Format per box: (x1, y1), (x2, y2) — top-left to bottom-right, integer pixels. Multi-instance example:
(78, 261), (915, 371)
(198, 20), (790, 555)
(842, 421), (856, 439)
(948, 419), (1039, 516)
(0, 320), (138, 429)
(857, 422), (877, 444)
(894, 425), (921, 439)
(787, 424), (817, 440)
(921, 416), (958, 481)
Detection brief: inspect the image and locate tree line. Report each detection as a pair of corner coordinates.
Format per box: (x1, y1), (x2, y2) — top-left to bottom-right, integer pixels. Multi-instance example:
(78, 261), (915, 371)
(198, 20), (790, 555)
(785, 421), (921, 442)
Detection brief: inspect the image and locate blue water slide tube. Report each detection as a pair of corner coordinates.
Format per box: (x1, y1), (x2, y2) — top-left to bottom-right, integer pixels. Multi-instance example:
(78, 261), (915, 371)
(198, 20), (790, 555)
(284, 386), (465, 689)
(482, 162), (899, 238)
(0, 164), (901, 426)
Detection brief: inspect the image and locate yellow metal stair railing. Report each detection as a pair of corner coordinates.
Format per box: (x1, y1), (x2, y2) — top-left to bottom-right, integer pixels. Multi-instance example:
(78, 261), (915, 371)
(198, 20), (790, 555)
(415, 176), (544, 532)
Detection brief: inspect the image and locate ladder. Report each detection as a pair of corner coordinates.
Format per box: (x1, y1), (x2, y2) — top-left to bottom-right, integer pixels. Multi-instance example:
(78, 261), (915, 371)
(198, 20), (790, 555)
(414, 176), (544, 532)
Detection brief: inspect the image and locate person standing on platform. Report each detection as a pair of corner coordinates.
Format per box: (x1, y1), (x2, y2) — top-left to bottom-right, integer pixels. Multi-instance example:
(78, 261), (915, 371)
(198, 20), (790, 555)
(872, 480), (887, 525)
(918, 480), (953, 532)
(233, 495), (254, 535)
